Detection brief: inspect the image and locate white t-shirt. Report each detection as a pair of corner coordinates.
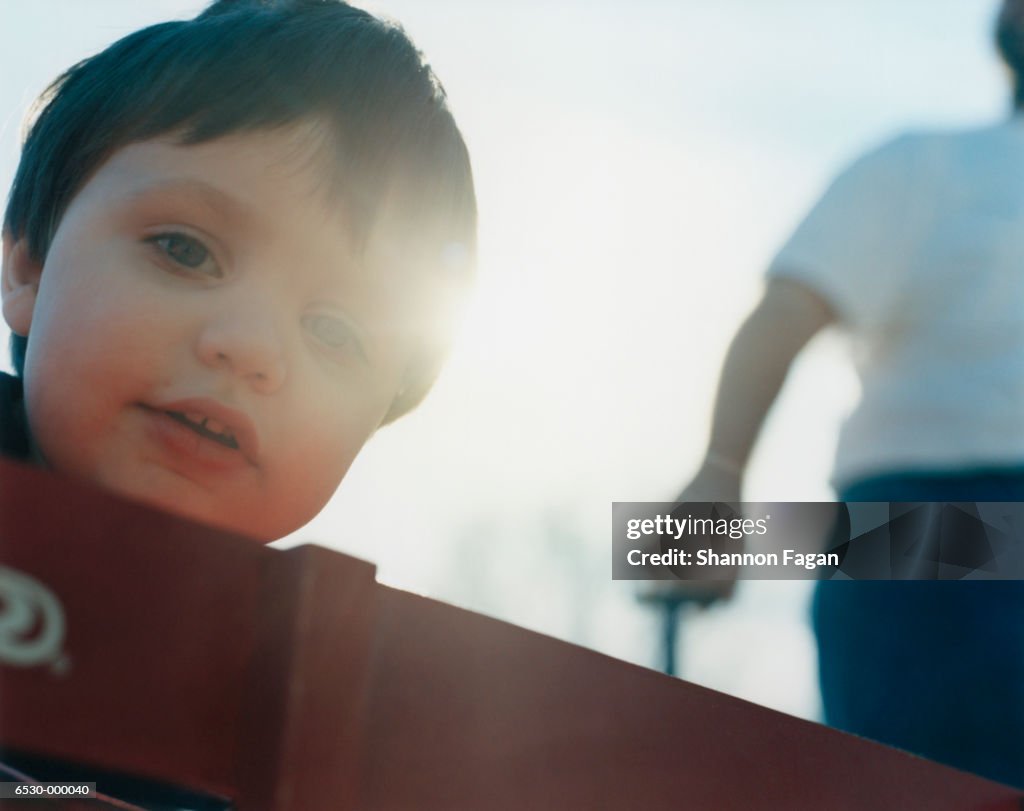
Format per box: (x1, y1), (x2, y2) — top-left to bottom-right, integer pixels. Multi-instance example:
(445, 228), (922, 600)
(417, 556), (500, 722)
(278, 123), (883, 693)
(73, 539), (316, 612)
(769, 121), (1024, 488)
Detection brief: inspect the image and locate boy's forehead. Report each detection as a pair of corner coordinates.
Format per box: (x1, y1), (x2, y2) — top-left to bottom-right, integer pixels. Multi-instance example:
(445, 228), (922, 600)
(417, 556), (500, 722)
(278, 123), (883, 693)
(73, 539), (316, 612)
(94, 128), (352, 238)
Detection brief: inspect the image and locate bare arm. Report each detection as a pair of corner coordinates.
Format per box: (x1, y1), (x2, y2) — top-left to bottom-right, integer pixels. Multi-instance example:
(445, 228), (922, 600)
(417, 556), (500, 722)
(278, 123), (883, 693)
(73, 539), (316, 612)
(688, 276), (838, 498)
(639, 277), (837, 605)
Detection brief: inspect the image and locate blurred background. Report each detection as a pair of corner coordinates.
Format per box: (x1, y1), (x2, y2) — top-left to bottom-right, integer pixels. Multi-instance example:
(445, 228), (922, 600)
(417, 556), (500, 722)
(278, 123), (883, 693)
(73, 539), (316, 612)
(0, 0), (1007, 721)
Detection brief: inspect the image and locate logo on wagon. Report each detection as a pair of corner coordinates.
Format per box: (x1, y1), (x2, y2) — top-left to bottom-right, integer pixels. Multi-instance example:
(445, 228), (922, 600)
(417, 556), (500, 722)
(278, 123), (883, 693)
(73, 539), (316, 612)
(0, 565), (68, 674)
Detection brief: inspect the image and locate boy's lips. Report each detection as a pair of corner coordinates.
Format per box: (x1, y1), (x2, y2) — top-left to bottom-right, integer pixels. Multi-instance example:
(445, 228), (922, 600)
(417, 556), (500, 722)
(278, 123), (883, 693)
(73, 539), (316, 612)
(143, 397), (261, 466)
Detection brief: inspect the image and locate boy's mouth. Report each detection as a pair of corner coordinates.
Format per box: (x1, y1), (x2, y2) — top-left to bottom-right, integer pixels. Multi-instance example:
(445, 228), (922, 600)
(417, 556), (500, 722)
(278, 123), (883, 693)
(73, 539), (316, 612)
(165, 411), (239, 450)
(141, 398), (260, 466)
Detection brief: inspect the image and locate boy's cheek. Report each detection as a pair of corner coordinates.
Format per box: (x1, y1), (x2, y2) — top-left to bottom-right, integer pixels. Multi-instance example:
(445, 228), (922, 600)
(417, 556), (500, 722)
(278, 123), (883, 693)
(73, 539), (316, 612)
(23, 374), (127, 480)
(272, 407), (381, 491)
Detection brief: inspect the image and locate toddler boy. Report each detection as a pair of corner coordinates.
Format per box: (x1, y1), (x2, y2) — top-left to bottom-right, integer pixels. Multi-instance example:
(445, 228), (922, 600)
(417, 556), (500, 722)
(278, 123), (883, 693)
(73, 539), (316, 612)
(0, 0), (476, 542)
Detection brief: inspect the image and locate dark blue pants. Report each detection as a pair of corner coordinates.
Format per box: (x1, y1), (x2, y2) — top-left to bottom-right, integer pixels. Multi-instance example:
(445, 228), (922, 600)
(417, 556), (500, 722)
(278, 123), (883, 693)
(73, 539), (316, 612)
(813, 468), (1024, 788)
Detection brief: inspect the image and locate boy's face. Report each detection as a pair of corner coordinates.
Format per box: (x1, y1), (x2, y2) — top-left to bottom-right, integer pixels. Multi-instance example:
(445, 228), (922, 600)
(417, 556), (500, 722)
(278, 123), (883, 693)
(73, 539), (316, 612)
(2, 125), (418, 541)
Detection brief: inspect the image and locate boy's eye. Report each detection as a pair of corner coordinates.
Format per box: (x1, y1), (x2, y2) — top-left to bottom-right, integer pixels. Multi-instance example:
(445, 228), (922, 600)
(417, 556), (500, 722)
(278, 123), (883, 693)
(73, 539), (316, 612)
(302, 313), (367, 361)
(147, 233), (222, 277)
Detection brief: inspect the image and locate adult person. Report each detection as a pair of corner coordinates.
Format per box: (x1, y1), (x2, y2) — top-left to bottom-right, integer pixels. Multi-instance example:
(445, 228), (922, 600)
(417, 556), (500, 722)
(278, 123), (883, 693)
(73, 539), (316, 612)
(671, 0), (1024, 788)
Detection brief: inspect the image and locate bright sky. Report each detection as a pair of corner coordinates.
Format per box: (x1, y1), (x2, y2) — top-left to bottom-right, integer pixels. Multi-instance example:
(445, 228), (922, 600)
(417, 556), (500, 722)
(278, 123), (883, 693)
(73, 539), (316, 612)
(0, 0), (1006, 718)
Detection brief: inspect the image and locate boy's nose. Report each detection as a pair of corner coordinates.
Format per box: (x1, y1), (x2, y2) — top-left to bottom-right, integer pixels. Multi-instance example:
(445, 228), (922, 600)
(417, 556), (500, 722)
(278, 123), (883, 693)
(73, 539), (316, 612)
(197, 313), (287, 394)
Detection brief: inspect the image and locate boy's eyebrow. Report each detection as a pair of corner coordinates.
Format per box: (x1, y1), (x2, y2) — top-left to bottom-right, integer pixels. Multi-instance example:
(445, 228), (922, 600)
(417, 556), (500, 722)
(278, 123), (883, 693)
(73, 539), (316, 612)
(122, 178), (263, 233)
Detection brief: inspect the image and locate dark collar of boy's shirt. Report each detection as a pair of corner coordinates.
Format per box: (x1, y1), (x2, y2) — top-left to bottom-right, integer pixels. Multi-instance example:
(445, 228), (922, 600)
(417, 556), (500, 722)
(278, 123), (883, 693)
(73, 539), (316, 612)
(0, 371), (32, 461)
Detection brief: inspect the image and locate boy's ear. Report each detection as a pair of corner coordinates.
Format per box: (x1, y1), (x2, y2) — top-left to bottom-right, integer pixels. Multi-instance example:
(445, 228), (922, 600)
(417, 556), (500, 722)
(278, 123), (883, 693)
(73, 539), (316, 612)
(1, 231), (42, 337)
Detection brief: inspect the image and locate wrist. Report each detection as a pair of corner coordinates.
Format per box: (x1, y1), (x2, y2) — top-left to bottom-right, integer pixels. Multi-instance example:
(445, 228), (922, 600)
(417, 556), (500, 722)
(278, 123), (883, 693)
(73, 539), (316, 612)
(702, 451), (745, 478)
